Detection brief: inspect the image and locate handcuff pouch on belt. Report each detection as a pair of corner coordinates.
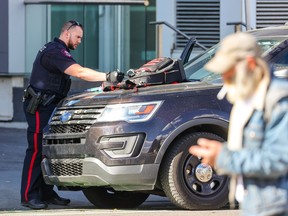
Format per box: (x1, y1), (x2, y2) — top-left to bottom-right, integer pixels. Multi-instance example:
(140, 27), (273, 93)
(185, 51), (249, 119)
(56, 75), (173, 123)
(23, 86), (56, 114)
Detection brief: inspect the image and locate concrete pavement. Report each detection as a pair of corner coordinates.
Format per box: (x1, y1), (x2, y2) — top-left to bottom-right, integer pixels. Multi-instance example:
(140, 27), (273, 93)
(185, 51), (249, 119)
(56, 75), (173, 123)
(0, 127), (104, 210)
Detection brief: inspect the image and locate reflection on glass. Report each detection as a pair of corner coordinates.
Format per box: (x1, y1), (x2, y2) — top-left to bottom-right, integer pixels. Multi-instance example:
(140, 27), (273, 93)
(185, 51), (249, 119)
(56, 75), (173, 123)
(184, 37), (287, 84)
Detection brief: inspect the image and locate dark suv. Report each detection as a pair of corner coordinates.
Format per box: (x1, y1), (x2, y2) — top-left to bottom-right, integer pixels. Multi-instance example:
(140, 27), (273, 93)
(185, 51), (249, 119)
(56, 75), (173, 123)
(41, 25), (288, 210)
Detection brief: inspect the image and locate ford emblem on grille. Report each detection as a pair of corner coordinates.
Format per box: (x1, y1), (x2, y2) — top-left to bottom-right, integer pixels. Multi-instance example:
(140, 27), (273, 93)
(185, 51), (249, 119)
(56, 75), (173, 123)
(59, 112), (73, 123)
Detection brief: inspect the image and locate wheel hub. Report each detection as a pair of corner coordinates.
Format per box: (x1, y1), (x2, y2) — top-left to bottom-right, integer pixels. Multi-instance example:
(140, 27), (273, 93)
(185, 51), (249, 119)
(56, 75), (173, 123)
(195, 163), (213, 182)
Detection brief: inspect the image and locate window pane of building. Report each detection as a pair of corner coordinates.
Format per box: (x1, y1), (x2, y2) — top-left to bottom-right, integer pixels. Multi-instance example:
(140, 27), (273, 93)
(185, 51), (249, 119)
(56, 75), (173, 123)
(25, 2), (155, 74)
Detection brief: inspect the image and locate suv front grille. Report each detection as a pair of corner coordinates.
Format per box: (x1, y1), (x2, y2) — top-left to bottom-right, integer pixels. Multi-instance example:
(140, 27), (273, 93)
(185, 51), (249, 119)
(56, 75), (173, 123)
(50, 124), (89, 134)
(49, 159), (83, 176)
(48, 105), (106, 134)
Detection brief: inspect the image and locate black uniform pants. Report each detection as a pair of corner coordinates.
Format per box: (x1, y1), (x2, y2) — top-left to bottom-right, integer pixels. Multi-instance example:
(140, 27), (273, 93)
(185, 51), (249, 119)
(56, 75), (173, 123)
(21, 98), (57, 202)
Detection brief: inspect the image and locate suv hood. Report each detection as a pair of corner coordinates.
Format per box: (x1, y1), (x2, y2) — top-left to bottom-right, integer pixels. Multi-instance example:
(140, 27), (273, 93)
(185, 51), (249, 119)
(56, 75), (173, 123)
(60, 81), (221, 107)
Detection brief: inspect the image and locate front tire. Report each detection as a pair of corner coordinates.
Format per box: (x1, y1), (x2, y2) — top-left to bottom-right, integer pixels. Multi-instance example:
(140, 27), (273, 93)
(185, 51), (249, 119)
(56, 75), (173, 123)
(160, 132), (229, 210)
(83, 187), (149, 209)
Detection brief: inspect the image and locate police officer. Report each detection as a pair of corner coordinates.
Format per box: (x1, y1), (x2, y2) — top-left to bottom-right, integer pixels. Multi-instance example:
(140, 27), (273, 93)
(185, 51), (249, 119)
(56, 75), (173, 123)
(21, 20), (124, 209)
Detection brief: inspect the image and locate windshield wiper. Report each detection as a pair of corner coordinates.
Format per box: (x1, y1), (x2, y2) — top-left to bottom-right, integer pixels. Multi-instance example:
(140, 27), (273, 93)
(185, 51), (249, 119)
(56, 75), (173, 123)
(188, 78), (201, 82)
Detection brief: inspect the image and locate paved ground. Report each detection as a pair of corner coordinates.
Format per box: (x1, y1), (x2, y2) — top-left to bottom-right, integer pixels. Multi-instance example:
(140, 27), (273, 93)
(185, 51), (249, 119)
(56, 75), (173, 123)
(0, 127), (93, 211)
(0, 127), (26, 210)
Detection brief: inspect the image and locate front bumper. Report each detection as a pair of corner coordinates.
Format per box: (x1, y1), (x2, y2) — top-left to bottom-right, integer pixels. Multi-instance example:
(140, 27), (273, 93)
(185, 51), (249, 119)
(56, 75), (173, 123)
(41, 157), (159, 191)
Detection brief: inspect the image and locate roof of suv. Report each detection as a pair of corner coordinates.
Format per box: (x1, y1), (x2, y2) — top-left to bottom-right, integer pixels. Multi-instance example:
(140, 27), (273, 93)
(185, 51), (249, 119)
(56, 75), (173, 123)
(249, 24), (288, 37)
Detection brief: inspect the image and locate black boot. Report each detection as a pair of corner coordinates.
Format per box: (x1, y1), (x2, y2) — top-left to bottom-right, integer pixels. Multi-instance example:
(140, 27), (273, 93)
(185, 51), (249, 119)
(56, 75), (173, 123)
(21, 199), (48, 209)
(44, 195), (70, 206)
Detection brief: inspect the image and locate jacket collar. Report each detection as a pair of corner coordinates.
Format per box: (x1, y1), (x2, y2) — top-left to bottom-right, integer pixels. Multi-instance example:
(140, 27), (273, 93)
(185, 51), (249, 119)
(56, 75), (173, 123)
(54, 37), (70, 52)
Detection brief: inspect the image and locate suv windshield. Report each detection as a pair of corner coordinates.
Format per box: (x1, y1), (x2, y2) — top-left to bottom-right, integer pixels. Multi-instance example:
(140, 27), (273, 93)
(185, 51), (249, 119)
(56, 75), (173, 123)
(184, 38), (286, 84)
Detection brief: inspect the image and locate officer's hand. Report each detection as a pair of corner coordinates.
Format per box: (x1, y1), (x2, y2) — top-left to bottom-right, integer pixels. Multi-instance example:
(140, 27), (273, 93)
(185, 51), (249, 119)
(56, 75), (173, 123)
(106, 70), (125, 83)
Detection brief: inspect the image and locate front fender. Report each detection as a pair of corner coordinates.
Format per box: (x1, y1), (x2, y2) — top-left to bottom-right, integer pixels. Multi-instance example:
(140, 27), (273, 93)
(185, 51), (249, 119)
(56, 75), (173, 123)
(155, 110), (229, 164)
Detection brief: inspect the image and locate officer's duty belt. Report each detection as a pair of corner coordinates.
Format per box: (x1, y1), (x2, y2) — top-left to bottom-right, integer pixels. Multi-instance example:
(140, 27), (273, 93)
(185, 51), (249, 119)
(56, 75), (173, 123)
(23, 86), (57, 114)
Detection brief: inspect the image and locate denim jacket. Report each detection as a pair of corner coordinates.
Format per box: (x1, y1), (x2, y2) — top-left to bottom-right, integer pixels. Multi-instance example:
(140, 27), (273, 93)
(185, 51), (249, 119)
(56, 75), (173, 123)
(216, 78), (288, 216)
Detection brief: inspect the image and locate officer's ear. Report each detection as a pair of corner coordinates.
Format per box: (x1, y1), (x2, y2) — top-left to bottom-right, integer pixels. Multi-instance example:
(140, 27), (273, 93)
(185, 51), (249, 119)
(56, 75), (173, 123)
(66, 30), (71, 38)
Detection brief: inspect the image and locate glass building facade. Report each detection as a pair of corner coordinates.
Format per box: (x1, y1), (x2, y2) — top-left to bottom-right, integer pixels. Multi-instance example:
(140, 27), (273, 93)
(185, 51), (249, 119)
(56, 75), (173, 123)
(25, 2), (156, 74)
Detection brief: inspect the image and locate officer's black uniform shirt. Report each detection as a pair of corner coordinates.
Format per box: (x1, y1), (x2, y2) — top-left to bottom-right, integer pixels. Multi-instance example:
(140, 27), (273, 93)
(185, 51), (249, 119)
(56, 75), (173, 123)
(41, 38), (76, 73)
(29, 37), (76, 96)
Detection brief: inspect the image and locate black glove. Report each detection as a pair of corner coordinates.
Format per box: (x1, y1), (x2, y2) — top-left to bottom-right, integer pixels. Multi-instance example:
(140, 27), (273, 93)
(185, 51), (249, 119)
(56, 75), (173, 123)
(106, 70), (125, 83)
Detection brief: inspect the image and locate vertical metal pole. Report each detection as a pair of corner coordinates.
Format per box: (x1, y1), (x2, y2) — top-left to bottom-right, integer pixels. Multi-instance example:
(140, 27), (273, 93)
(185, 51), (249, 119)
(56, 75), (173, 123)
(156, 24), (163, 58)
(117, 5), (122, 69)
(235, 24), (241, 32)
(245, 0), (251, 30)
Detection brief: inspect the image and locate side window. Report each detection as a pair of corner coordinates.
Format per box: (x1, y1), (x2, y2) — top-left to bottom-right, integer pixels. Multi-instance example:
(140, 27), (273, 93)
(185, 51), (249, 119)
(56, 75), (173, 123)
(184, 46), (218, 81)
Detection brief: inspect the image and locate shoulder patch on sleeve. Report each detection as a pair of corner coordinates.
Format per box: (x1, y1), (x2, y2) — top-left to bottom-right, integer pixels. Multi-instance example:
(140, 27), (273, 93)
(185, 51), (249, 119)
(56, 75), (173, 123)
(61, 49), (72, 58)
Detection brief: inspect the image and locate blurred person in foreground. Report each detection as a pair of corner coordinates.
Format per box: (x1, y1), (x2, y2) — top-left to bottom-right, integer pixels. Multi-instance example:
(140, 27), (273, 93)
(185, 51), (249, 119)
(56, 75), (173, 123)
(189, 32), (288, 216)
(21, 20), (124, 210)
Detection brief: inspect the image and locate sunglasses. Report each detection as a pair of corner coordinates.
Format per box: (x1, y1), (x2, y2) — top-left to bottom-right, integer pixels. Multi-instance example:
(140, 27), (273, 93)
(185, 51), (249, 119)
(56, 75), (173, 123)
(67, 20), (83, 31)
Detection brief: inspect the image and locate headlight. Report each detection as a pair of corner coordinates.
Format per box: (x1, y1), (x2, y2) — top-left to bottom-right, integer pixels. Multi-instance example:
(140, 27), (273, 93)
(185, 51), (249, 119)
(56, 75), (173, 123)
(97, 101), (163, 123)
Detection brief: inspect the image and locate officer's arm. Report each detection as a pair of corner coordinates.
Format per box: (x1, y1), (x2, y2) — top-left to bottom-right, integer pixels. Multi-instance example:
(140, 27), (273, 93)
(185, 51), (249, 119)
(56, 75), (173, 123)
(64, 63), (106, 82)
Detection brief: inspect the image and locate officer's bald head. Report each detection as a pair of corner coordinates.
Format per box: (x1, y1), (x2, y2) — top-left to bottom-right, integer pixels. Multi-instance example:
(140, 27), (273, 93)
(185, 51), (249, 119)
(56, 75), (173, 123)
(61, 20), (83, 33)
